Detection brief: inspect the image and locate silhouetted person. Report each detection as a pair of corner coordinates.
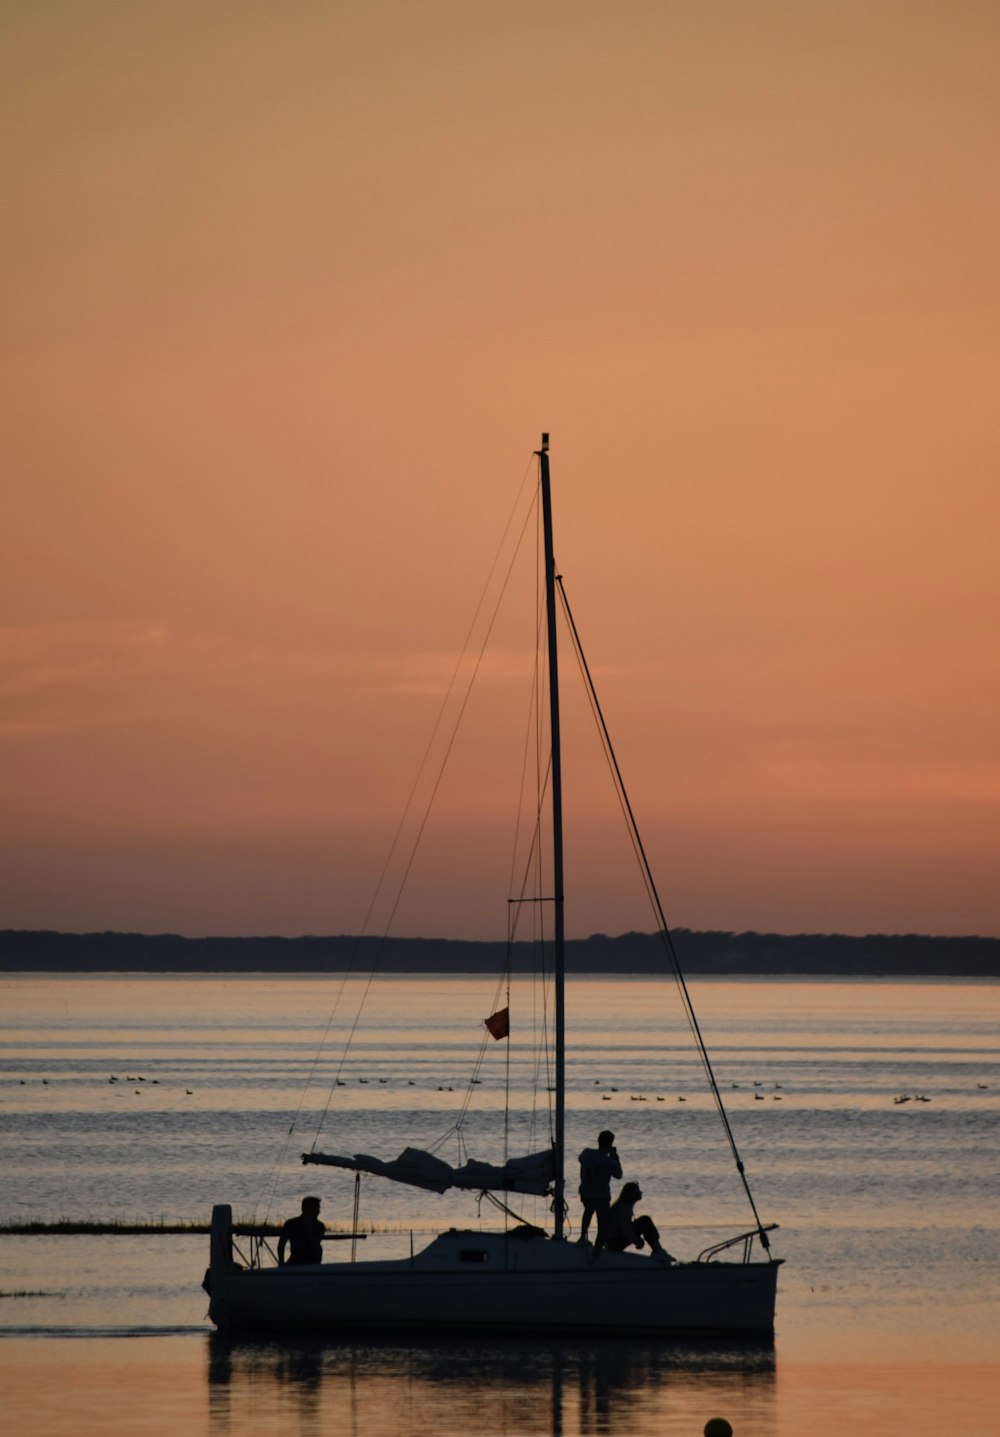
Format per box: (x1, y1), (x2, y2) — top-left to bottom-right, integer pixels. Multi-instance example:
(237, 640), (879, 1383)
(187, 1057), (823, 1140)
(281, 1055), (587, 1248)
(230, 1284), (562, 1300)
(278, 1195), (325, 1266)
(578, 1128), (622, 1247)
(602, 1181), (674, 1262)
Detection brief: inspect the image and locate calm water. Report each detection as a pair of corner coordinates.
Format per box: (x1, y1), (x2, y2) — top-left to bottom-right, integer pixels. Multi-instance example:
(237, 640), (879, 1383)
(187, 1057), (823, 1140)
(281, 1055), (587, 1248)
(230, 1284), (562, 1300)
(1, 973), (997, 1435)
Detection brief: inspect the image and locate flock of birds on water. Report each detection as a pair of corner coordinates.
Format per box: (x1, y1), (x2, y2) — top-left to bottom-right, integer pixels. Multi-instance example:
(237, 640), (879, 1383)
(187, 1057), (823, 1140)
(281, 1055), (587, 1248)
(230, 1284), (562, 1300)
(18, 1076), (991, 1103)
(19, 1075), (195, 1095)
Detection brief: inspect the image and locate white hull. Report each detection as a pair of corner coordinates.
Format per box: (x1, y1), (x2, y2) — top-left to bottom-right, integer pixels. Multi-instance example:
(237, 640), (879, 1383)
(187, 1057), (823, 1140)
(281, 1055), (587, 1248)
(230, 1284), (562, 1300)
(207, 1215), (779, 1336)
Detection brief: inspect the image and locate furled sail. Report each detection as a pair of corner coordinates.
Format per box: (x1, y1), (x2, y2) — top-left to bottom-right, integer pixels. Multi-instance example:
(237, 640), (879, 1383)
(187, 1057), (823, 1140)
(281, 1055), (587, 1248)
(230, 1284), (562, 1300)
(302, 1145), (555, 1196)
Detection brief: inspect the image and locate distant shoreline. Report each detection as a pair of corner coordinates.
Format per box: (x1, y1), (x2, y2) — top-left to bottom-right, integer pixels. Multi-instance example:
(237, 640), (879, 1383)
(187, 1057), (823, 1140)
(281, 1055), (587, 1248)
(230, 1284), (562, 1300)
(2, 928), (998, 977)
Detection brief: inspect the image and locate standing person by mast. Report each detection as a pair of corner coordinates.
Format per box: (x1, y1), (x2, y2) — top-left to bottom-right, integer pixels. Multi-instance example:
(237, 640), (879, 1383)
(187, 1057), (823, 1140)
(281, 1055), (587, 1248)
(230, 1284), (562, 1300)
(577, 1129), (622, 1248)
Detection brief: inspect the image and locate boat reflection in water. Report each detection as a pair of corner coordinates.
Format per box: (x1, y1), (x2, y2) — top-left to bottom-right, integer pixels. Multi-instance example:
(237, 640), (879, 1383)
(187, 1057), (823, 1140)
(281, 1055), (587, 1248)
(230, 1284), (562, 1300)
(207, 1332), (776, 1437)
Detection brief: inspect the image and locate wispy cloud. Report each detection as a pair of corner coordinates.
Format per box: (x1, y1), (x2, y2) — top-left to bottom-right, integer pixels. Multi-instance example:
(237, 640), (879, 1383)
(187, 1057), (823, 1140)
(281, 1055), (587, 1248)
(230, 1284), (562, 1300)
(375, 646), (536, 698)
(0, 620), (351, 736)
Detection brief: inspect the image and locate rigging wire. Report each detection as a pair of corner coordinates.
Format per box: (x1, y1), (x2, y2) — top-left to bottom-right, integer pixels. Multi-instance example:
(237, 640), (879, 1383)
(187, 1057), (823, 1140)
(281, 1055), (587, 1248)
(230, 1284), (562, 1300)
(556, 575), (773, 1251)
(443, 484), (558, 1217)
(502, 492), (557, 1162)
(257, 459), (538, 1218)
(269, 460), (539, 1191)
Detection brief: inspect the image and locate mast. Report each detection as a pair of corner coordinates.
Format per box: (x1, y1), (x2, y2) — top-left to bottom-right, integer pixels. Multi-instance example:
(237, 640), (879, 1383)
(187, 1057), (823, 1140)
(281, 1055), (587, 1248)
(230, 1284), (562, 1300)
(538, 432), (566, 1240)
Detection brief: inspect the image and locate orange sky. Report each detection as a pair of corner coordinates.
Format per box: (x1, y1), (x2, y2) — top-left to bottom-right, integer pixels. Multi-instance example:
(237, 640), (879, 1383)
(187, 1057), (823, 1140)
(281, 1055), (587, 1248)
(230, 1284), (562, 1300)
(2, 2), (998, 939)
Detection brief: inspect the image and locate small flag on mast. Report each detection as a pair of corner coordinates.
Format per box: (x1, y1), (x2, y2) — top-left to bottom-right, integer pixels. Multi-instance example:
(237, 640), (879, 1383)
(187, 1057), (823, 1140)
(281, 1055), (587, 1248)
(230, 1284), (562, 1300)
(484, 1007), (510, 1041)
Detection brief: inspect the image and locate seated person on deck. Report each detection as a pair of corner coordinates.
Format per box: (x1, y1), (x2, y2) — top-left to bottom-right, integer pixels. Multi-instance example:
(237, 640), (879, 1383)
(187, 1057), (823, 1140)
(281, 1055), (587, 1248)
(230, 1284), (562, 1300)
(601, 1181), (674, 1263)
(278, 1195), (325, 1265)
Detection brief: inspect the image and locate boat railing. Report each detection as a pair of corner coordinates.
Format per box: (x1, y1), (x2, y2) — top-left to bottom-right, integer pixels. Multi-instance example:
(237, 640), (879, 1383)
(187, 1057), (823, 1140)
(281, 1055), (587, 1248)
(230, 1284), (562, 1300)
(232, 1230), (278, 1270)
(229, 1222), (370, 1269)
(696, 1223), (780, 1265)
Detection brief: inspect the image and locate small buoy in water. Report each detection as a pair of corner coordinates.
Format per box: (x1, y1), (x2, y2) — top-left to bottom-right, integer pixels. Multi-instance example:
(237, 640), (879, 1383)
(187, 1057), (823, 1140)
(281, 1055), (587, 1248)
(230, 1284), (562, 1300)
(704, 1419), (733, 1437)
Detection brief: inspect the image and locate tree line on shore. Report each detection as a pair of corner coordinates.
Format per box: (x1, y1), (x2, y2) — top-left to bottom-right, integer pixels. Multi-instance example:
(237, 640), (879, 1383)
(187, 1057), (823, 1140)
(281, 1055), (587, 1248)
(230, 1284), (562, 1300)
(2, 928), (997, 976)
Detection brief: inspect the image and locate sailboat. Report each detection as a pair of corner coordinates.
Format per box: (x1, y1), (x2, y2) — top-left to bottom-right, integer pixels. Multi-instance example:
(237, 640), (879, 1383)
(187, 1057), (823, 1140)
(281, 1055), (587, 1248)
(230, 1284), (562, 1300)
(206, 436), (781, 1334)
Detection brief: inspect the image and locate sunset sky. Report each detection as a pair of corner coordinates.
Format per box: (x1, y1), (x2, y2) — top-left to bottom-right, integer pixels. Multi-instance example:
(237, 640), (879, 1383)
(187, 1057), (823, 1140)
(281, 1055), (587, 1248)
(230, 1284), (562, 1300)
(3, 2), (998, 940)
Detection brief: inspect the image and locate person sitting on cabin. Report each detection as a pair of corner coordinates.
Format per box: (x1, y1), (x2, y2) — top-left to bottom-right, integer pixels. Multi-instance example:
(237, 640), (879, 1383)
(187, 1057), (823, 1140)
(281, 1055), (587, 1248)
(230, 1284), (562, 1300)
(601, 1181), (674, 1263)
(278, 1195), (325, 1266)
(578, 1129), (622, 1247)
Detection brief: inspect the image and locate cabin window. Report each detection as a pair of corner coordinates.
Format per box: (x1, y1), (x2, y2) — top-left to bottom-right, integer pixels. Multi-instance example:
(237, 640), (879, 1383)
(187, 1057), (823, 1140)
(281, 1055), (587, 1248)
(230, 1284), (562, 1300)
(459, 1249), (489, 1264)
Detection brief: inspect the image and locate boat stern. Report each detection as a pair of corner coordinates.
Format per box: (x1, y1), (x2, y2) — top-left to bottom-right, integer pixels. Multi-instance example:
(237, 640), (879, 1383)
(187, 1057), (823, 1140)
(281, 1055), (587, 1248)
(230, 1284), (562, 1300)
(205, 1203), (236, 1328)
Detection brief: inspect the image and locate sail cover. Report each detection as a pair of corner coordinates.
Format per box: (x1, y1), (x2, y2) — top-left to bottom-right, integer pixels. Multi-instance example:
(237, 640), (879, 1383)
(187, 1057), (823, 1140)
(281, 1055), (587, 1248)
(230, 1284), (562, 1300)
(302, 1145), (555, 1196)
